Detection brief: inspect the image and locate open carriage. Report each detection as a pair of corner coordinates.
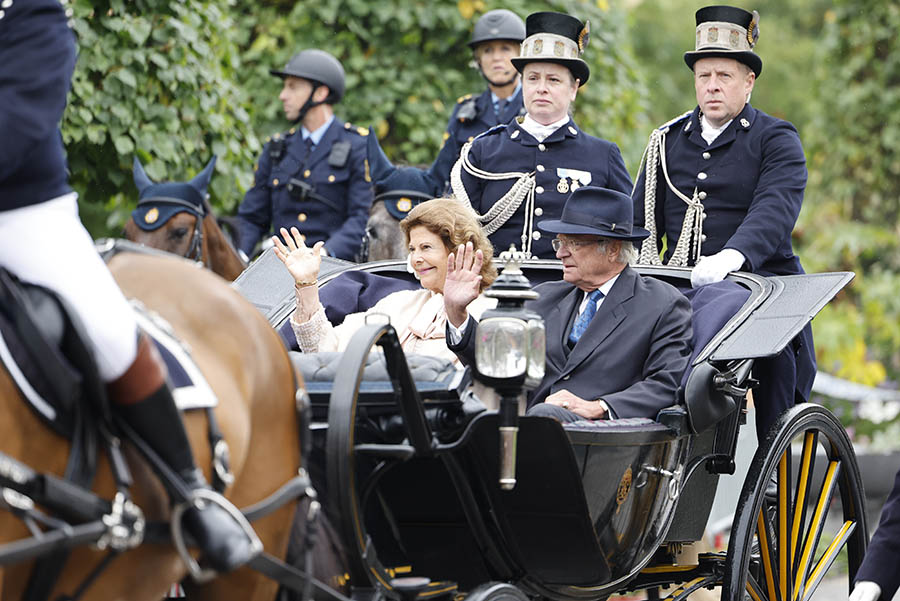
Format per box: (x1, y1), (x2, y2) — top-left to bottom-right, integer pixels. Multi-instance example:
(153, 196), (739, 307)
(236, 252), (865, 601)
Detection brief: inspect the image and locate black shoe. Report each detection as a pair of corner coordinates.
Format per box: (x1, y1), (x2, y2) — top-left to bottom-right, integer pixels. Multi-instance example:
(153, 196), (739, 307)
(180, 469), (257, 572)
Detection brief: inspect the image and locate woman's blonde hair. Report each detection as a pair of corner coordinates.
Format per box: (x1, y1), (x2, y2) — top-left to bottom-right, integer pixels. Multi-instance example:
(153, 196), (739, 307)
(400, 198), (497, 289)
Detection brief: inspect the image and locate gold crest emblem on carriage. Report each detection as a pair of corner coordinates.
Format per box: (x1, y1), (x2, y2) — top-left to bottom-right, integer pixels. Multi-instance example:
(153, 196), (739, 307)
(144, 207), (159, 224)
(707, 27), (718, 44)
(554, 41), (565, 57)
(616, 466), (633, 507)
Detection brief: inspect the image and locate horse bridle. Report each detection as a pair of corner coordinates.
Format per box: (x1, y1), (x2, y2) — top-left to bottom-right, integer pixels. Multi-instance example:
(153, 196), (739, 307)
(135, 196), (207, 262)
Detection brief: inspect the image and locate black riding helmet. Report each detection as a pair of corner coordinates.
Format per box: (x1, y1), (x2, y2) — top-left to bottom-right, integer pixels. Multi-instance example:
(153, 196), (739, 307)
(270, 49), (346, 104)
(468, 9), (526, 49)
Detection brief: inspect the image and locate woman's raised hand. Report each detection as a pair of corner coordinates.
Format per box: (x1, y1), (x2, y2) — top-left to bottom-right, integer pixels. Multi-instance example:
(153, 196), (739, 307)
(272, 227), (324, 285)
(443, 241), (483, 328)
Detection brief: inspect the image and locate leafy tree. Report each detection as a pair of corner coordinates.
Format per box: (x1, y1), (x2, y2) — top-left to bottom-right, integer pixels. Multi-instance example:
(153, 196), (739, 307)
(64, 0), (261, 235)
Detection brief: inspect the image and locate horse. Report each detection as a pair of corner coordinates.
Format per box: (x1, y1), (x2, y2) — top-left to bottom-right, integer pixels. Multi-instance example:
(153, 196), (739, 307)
(0, 250), (302, 601)
(124, 157), (247, 281)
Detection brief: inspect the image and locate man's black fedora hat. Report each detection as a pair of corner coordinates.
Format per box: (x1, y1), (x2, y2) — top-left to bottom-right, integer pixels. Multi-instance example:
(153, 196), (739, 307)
(538, 186), (650, 241)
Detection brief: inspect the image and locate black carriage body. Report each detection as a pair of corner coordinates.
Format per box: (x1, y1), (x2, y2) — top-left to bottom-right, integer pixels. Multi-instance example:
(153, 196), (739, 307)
(233, 256), (858, 600)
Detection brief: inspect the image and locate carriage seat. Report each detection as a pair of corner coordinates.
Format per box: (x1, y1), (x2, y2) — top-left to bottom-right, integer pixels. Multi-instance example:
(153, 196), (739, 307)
(291, 350), (474, 427)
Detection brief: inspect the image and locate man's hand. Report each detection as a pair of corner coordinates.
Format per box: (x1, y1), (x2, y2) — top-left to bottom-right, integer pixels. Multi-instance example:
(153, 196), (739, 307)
(443, 241), (483, 328)
(545, 390), (608, 420)
(849, 582), (881, 601)
(691, 248), (745, 288)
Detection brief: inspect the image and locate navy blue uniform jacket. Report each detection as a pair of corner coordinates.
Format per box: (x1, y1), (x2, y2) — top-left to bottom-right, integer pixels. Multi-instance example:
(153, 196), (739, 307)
(457, 118), (633, 259)
(856, 464), (900, 599)
(632, 104), (807, 277)
(429, 88), (524, 193)
(1, 0), (77, 212)
(237, 119), (373, 260)
(448, 266), (692, 419)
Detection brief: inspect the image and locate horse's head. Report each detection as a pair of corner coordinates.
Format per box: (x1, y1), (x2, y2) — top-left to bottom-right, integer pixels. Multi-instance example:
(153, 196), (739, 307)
(360, 129), (441, 261)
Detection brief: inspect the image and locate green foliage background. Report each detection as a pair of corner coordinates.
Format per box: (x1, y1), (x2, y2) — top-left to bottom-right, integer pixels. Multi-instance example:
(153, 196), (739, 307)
(61, 0), (899, 423)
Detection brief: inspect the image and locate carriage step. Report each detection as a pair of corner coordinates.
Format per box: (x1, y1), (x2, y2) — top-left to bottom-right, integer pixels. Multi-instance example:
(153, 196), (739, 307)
(354, 444), (416, 460)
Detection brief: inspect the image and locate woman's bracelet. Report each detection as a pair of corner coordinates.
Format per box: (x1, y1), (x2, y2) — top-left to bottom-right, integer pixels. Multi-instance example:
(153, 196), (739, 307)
(294, 280), (317, 290)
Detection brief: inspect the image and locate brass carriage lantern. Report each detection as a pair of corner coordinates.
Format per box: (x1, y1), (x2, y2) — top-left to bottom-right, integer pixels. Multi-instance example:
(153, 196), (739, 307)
(474, 246), (546, 490)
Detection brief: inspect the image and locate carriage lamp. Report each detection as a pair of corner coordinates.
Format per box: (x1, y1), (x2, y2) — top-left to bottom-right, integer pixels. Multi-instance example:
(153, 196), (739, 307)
(474, 246), (546, 490)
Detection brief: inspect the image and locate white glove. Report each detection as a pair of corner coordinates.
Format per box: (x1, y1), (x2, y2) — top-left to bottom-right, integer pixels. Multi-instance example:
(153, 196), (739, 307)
(849, 581), (881, 601)
(691, 248), (745, 288)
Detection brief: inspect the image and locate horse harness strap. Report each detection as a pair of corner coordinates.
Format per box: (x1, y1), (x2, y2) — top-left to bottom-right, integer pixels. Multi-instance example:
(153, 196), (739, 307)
(136, 196), (206, 261)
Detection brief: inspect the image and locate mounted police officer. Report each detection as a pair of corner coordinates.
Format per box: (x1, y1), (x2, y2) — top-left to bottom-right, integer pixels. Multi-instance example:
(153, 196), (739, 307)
(237, 49), (373, 261)
(631, 5), (814, 440)
(0, 0), (255, 572)
(450, 11), (633, 259)
(428, 9), (527, 193)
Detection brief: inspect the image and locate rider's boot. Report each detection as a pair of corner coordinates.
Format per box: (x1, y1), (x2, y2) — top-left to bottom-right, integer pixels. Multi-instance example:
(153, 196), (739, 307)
(108, 334), (256, 572)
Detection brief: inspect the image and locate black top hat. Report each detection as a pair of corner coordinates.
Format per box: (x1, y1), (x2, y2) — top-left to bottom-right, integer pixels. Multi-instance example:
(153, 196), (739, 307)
(538, 186), (650, 241)
(684, 5), (762, 77)
(511, 12), (591, 86)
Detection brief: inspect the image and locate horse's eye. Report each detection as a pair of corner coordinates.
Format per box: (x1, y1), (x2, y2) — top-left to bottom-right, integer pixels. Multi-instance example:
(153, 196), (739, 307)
(366, 226), (379, 240)
(169, 227), (189, 241)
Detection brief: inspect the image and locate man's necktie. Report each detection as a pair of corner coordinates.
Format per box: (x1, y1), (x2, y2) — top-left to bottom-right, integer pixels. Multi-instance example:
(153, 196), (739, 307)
(568, 289), (604, 346)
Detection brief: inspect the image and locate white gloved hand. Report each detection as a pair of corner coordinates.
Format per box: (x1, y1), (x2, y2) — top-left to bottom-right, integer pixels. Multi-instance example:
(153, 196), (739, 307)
(849, 581), (882, 601)
(691, 248), (745, 288)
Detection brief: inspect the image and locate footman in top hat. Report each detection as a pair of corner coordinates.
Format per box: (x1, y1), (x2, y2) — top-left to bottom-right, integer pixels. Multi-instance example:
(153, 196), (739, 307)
(631, 5), (814, 440)
(0, 0), (256, 572)
(236, 49), (373, 260)
(444, 186), (692, 421)
(450, 11), (633, 259)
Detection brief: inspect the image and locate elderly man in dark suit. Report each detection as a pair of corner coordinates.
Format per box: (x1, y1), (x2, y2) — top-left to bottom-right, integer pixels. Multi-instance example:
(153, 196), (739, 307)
(443, 186), (692, 421)
(631, 5), (813, 439)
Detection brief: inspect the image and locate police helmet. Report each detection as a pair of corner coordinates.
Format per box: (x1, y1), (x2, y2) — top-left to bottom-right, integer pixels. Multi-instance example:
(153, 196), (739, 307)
(270, 49), (346, 103)
(468, 9), (526, 49)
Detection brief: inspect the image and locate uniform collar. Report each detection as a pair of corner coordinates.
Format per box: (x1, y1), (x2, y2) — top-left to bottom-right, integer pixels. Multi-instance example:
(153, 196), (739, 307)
(682, 104), (756, 149)
(512, 115), (577, 145)
(491, 82), (522, 110)
(301, 114), (335, 146)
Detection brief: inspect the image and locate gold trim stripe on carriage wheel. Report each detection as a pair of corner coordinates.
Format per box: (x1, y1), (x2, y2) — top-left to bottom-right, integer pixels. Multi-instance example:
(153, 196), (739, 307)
(661, 576), (708, 601)
(756, 510), (778, 600)
(791, 432), (817, 569)
(793, 460), (840, 600)
(746, 574), (766, 601)
(779, 453), (790, 601)
(803, 520), (855, 600)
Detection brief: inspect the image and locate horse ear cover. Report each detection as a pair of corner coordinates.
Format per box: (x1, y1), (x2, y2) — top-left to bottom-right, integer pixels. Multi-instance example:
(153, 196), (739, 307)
(366, 127), (397, 185)
(132, 156), (154, 194)
(189, 155), (217, 198)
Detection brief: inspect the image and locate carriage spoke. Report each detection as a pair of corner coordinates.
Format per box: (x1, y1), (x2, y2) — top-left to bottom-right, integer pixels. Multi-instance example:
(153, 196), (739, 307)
(792, 459), (840, 601)
(756, 509), (780, 601)
(790, 431), (817, 574)
(777, 453), (792, 601)
(801, 520), (855, 601)
(746, 573), (768, 601)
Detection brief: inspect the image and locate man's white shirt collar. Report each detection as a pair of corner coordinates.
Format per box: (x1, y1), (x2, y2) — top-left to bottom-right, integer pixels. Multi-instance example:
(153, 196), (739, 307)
(700, 114), (732, 145)
(301, 114), (335, 146)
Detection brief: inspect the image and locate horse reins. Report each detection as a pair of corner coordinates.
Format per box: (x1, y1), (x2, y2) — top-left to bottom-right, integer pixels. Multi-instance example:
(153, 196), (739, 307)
(136, 196), (206, 262)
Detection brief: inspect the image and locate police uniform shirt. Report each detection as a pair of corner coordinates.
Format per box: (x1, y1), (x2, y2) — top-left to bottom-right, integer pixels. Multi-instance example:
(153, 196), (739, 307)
(237, 117), (373, 260)
(633, 104), (807, 277)
(428, 86), (525, 194)
(458, 118), (633, 258)
(1, 0), (77, 213)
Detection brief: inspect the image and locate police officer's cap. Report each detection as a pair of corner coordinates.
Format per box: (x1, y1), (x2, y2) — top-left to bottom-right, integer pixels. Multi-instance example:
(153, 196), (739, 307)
(468, 9), (526, 49)
(270, 49), (346, 103)
(511, 12), (591, 86)
(684, 6), (762, 77)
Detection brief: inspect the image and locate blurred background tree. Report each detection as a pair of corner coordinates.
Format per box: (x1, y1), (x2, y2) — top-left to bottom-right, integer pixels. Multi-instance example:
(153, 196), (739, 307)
(61, 0), (899, 426)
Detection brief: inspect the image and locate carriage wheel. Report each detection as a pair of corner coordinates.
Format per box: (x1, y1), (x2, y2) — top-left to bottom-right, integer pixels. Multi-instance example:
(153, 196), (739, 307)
(325, 323), (429, 593)
(723, 404), (867, 601)
(464, 582), (530, 601)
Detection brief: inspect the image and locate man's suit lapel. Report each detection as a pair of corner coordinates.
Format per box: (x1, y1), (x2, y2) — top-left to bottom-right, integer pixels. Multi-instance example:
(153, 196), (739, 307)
(545, 287), (581, 372)
(563, 268), (636, 373)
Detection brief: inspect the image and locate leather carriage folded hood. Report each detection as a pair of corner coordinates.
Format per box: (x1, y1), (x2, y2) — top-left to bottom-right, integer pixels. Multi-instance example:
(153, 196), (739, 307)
(709, 271), (854, 361)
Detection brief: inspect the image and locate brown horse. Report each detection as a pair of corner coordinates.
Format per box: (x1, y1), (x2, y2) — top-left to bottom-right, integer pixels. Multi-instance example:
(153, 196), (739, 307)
(0, 251), (300, 601)
(124, 156), (247, 281)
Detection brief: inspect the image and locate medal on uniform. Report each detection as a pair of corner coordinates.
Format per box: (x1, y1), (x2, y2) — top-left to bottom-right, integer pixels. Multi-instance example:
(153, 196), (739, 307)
(557, 177), (569, 194)
(571, 180), (580, 191)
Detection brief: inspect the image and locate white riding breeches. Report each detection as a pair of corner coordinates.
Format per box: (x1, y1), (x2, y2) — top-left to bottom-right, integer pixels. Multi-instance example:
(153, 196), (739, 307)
(0, 193), (138, 381)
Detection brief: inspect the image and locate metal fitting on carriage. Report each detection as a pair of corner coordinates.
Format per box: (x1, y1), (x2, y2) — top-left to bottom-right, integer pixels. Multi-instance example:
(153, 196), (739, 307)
(96, 492), (145, 552)
(637, 465), (683, 501)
